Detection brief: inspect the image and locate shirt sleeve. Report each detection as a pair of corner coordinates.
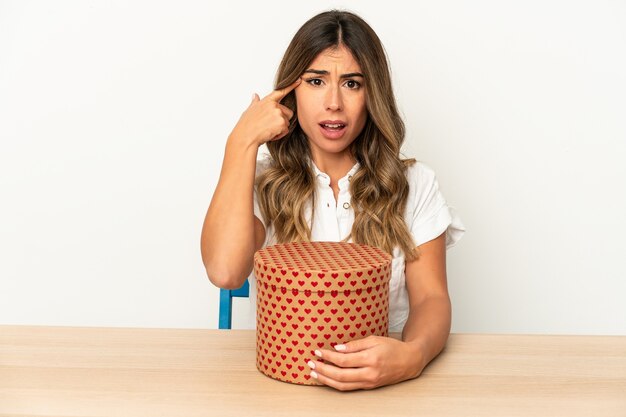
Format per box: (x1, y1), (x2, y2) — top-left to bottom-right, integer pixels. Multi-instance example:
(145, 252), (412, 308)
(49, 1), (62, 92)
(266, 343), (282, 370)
(407, 162), (465, 249)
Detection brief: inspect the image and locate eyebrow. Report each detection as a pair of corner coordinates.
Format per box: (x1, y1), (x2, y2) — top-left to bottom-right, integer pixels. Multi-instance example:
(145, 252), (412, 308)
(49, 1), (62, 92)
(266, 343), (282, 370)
(303, 69), (364, 78)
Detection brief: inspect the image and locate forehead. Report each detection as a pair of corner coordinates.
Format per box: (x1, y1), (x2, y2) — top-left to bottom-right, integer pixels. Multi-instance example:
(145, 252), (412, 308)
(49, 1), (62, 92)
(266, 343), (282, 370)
(308, 45), (361, 72)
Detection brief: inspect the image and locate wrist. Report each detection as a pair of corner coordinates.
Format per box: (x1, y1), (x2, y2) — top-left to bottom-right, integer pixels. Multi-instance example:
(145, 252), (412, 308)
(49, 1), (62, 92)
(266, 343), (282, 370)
(227, 126), (263, 150)
(226, 130), (261, 154)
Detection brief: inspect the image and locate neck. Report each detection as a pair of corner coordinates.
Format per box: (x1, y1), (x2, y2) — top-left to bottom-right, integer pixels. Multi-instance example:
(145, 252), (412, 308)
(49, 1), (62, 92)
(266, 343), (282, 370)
(310, 150), (357, 181)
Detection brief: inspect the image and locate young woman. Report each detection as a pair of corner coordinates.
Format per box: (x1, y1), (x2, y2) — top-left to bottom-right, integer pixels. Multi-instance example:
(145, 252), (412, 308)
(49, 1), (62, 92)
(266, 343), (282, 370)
(201, 10), (465, 391)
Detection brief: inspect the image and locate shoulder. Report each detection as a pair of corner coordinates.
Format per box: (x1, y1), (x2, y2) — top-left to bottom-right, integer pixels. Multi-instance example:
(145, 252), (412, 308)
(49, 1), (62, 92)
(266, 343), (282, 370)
(403, 160), (447, 219)
(403, 159), (466, 248)
(404, 160), (438, 189)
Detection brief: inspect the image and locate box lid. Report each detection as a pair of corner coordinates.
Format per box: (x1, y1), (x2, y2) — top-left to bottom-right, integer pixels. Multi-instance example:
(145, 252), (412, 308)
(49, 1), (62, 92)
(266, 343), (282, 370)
(254, 241), (392, 292)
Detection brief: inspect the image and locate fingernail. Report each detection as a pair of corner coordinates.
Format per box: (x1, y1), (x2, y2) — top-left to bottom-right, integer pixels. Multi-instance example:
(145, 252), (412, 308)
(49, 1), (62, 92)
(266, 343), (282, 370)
(334, 344), (346, 351)
(307, 360), (316, 369)
(310, 370), (318, 379)
(314, 350), (322, 358)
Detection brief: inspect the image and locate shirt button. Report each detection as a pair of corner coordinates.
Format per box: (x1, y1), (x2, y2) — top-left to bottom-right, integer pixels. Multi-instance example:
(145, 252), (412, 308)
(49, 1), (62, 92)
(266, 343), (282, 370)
(343, 202), (350, 209)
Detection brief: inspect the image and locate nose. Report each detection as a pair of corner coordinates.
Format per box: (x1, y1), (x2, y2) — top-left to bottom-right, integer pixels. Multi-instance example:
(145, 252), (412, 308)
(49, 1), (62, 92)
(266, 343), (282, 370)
(324, 85), (343, 111)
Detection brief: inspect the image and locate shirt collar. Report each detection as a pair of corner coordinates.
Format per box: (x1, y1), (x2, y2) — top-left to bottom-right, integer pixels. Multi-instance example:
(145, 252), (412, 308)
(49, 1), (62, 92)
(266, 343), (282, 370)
(310, 159), (361, 188)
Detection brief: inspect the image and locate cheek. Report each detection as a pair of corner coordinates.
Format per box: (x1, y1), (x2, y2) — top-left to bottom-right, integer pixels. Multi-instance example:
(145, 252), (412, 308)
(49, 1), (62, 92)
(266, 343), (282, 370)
(352, 101), (368, 128)
(346, 93), (366, 117)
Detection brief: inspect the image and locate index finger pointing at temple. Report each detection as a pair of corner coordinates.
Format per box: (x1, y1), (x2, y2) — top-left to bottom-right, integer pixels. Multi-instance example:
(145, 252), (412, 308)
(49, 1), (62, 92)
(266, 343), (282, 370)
(265, 78), (302, 103)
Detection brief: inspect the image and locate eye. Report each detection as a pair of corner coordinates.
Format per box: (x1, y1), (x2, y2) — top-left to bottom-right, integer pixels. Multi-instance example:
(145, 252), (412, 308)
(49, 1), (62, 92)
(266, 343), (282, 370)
(305, 78), (324, 87)
(344, 80), (361, 89)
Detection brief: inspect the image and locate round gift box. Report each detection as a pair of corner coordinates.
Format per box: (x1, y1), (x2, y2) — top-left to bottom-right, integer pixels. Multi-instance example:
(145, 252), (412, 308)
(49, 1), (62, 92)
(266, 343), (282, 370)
(254, 241), (392, 385)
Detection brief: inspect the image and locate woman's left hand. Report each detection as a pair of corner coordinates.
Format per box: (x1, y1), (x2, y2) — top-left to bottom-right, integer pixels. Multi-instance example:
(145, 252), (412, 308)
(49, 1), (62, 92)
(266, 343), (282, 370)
(307, 335), (425, 391)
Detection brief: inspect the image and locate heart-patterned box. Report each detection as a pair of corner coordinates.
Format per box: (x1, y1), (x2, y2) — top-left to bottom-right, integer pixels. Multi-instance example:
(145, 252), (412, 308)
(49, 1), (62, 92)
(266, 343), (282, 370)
(253, 241), (392, 385)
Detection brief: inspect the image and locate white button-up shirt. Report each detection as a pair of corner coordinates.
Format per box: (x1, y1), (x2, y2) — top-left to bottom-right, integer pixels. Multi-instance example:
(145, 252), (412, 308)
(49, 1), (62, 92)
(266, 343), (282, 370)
(248, 154), (465, 332)
(307, 160), (359, 242)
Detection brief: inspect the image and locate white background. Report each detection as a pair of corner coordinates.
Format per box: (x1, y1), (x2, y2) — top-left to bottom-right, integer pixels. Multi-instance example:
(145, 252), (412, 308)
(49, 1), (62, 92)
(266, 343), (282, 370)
(1, 0), (624, 334)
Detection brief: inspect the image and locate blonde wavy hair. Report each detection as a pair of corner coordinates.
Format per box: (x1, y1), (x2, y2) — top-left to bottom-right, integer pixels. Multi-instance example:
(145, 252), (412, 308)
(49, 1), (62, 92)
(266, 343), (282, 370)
(256, 10), (419, 262)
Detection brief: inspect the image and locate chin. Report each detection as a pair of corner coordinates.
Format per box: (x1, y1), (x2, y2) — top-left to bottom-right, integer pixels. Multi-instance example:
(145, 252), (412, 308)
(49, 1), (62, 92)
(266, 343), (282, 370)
(311, 139), (352, 155)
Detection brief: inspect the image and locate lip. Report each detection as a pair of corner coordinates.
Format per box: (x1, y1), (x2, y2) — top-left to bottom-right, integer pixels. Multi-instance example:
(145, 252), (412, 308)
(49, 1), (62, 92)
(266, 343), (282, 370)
(319, 120), (347, 125)
(318, 120), (347, 140)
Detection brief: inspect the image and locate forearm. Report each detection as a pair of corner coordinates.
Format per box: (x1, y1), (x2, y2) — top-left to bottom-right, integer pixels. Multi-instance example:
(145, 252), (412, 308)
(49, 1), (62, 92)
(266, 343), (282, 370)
(201, 135), (259, 289)
(401, 295), (452, 374)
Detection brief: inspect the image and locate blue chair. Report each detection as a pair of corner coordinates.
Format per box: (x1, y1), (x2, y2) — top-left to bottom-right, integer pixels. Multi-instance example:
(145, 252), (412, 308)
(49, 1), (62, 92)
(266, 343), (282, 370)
(218, 280), (250, 329)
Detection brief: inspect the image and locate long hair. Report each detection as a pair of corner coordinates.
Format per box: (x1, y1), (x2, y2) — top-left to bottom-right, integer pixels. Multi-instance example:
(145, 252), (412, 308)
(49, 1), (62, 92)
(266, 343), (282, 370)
(256, 10), (419, 261)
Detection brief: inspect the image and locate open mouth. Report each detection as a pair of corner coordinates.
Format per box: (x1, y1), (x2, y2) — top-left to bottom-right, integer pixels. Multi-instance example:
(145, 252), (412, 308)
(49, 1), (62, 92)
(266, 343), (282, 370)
(319, 123), (346, 130)
(318, 122), (347, 139)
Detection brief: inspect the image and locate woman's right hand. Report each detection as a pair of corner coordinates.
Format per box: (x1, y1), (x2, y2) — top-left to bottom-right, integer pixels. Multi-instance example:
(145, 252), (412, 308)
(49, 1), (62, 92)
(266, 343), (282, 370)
(229, 78), (302, 148)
